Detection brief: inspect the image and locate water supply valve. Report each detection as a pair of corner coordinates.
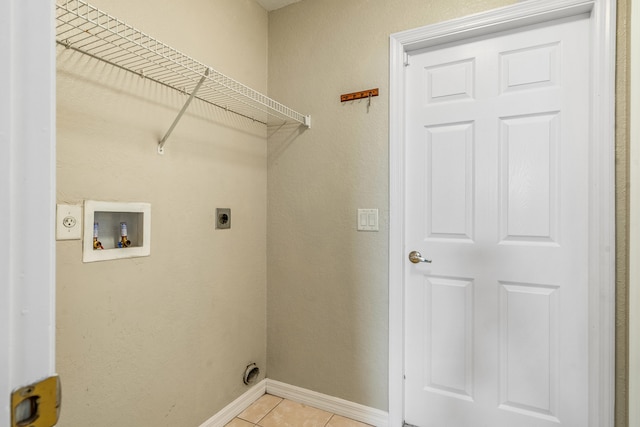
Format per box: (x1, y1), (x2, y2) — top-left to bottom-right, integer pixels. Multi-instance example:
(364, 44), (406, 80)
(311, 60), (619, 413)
(118, 222), (131, 248)
(93, 222), (104, 250)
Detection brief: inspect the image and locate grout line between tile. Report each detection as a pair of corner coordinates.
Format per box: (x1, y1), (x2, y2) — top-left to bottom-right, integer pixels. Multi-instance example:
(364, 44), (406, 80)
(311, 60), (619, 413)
(324, 413), (336, 426)
(255, 394), (285, 426)
(246, 395), (370, 427)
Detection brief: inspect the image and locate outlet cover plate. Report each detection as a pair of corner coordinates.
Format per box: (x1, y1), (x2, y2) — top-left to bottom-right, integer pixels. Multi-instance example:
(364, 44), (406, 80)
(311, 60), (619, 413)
(57, 204), (83, 240)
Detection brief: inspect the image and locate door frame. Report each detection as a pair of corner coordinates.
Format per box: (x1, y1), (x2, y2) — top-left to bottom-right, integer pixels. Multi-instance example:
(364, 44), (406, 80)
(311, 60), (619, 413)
(388, 1), (616, 426)
(0, 0), (57, 425)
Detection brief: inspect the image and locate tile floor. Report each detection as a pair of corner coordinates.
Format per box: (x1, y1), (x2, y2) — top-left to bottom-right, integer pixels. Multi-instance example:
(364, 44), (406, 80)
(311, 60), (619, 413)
(225, 394), (373, 427)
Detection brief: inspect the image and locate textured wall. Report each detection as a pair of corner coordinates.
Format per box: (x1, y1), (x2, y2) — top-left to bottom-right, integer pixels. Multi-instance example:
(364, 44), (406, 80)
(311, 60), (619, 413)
(266, 0), (516, 411)
(55, 0), (632, 423)
(629, 0), (640, 423)
(616, 0), (631, 425)
(56, 1), (268, 426)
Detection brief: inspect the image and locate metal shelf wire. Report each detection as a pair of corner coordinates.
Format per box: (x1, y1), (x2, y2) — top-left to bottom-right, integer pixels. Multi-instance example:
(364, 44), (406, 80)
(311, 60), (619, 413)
(56, 0), (311, 152)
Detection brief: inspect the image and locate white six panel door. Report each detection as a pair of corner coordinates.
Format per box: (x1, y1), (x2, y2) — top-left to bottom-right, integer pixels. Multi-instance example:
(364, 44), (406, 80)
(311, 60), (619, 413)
(405, 15), (590, 427)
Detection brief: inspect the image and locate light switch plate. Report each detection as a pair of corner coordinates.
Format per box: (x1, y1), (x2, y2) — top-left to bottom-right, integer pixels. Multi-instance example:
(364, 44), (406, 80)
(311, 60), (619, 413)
(57, 204), (83, 240)
(357, 208), (379, 231)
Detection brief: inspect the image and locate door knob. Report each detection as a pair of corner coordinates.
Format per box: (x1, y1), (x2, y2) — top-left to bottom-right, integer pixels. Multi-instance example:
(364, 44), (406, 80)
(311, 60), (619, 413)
(409, 250), (432, 264)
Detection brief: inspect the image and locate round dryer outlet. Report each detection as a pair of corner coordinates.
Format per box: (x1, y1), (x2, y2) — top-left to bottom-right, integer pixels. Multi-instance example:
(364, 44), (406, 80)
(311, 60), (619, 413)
(216, 208), (231, 229)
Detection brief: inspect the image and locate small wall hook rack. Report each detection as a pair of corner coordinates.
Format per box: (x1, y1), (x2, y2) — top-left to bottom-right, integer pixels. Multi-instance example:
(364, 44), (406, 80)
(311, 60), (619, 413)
(340, 88), (379, 102)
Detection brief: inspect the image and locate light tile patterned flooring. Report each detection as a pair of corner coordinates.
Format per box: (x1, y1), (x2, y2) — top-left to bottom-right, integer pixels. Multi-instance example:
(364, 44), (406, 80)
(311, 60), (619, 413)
(225, 394), (373, 427)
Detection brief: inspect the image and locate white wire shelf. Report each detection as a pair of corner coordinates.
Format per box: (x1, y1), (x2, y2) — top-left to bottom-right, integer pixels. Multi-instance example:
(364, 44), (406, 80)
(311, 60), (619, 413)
(56, 0), (311, 153)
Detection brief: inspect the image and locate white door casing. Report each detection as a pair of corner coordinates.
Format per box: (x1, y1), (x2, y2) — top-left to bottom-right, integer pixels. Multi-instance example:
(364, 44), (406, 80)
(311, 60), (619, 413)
(0, 0), (57, 426)
(405, 15), (588, 427)
(389, 1), (616, 426)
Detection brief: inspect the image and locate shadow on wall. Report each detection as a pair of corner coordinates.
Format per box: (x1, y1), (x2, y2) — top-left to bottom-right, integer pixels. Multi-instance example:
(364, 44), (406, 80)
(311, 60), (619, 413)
(57, 46), (268, 145)
(267, 123), (310, 167)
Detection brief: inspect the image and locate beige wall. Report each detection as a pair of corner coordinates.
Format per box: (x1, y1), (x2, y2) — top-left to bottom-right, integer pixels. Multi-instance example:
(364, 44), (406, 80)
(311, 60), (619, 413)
(267, 0), (631, 418)
(56, 1), (268, 426)
(616, 0), (631, 425)
(266, 0), (516, 411)
(56, 0), (633, 424)
(628, 0), (638, 424)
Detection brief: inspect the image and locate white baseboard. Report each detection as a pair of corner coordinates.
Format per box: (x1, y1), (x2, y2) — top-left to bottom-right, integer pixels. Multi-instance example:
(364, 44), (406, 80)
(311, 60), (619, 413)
(198, 379), (267, 427)
(266, 379), (389, 427)
(198, 379), (389, 427)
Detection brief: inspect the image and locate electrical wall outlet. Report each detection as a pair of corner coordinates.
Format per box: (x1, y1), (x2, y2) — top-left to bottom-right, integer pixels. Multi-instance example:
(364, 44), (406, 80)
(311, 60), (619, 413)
(216, 208), (231, 229)
(57, 204), (83, 240)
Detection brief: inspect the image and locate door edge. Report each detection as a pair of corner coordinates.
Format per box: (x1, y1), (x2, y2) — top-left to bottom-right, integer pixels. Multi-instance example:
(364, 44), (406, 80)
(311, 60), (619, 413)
(0, 0), (57, 425)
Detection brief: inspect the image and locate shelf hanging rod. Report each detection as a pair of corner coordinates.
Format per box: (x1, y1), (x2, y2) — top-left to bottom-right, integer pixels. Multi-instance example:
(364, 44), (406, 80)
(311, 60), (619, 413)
(158, 68), (210, 155)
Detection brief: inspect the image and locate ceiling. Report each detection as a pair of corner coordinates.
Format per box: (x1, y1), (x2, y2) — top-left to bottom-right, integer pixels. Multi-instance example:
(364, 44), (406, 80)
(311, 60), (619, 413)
(255, 0), (302, 11)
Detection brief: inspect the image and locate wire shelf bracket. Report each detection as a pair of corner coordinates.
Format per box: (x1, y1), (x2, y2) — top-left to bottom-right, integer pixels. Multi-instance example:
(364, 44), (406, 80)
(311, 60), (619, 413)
(55, 0), (311, 154)
(158, 68), (209, 154)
